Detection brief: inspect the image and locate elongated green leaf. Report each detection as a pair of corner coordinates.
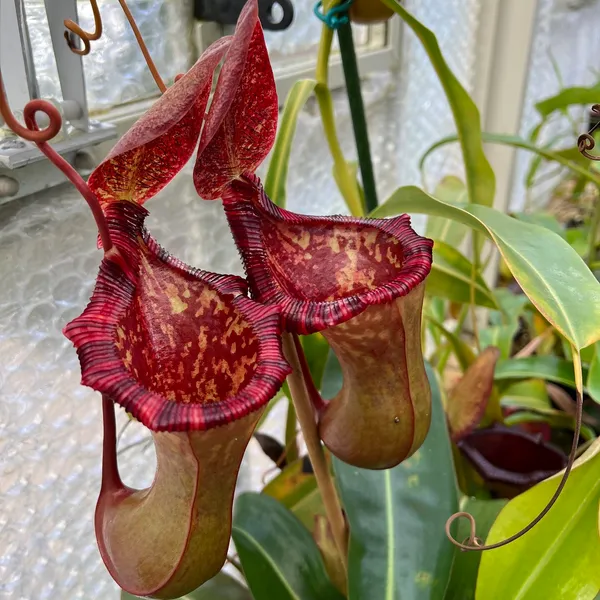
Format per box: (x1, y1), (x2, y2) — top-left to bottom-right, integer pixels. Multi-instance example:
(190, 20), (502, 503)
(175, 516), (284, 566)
(512, 211), (564, 237)
(489, 289), (529, 328)
(444, 498), (507, 600)
(333, 363), (458, 600)
(499, 379), (551, 411)
(301, 333), (330, 390)
(495, 356), (589, 389)
(380, 0), (495, 206)
(480, 323), (518, 360)
(426, 176), (469, 247)
(121, 573), (251, 600)
(232, 493), (344, 600)
(420, 132), (600, 188)
(427, 241), (498, 308)
(535, 83), (600, 119)
(264, 79), (317, 208)
(587, 342), (600, 404)
(373, 186), (600, 349)
(426, 317), (476, 371)
(476, 438), (600, 600)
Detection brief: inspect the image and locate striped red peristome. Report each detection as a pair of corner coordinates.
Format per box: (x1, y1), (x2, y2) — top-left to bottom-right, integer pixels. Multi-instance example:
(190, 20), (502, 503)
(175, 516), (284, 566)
(63, 201), (291, 432)
(222, 173), (434, 334)
(194, 0), (278, 200)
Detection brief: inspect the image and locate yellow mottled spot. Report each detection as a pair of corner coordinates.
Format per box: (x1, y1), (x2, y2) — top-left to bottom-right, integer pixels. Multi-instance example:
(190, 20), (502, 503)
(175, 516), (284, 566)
(304, 252), (312, 259)
(407, 474), (420, 488)
(295, 230), (311, 250)
(386, 247), (403, 268)
(415, 572), (432, 588)
(170, 296), (188, 314)
(231, 342), (237, 354)
(183, 288), (191, 298)
(123, 350), (132, 369)
(374, 245), (382, 262)
(329, 236), (341, 253)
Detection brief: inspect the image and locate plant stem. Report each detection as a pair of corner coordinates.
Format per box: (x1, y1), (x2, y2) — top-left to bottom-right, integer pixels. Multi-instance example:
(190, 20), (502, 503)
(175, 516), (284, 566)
(284, 398), (299, 464)
(587, 189), (600, 267)
(281, 332), (348, 571)
(315, 25), (364, 216)
(337, 21), (378, 212)
(437, 304), (469, 374)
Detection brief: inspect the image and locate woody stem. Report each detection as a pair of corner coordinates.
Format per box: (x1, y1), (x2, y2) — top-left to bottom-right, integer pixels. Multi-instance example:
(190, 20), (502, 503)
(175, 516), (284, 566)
(281, 332), (349, 571)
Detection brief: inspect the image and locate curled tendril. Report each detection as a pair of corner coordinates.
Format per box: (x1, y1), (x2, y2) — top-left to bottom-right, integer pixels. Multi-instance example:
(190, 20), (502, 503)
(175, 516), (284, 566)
(578, 104), (600, 161)
(64, 0), (166, 93)
(0, 70), (113, 252)
(445, 386), (583, 552)
(64, 0), (102, 56)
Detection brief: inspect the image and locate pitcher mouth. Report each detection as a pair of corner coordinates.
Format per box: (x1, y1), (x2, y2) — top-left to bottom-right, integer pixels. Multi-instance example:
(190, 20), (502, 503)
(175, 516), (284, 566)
(64, 201), (290, 432)
(222, 173), (433, 334)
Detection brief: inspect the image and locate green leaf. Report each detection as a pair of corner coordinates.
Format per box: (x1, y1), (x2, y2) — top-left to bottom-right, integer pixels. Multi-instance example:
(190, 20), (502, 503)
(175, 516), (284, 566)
(380, 0), (495, 206)
(535, 83), (600, 119)
(499, 379), (551, 412)
(373, 186), (600, 349)
(426, 176), (469, 247)
(300, 333), (330, 391)
(494, 356), (589, 389)
(264, 79), (317, 208)
(232, 493), (344, 600)
(512, 211), (564, 237)
(489, 289), (529, 327)
(476, 438), (600, 600)
(587, 342), (600, 404)
(427, 241), (499, 309)
(420, 132), (600, 189)
(444, 498), (507, 600)
(333, 363), (459, 600)
(426, 317), (476, 372)
(121, 573), (251, 600)
(480, 323), (518, 360)
(262, 458), (324, 530)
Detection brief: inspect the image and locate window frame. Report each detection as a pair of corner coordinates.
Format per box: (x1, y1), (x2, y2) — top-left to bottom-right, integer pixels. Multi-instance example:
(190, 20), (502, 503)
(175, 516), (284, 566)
(1, 0), (401, 203)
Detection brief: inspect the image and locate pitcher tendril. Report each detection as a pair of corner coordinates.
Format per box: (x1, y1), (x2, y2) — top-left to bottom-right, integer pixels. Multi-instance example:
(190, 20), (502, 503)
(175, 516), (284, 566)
(445, 352), (584, 552)
(64, 0), (102, 55)
(64, 0), (166, 93)
(578, 104), (600, 161)
(0, 71), (113, 251)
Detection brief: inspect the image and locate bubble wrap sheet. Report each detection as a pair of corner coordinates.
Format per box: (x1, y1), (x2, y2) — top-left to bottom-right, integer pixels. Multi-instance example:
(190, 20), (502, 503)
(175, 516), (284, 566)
(0, 1), (480, 597)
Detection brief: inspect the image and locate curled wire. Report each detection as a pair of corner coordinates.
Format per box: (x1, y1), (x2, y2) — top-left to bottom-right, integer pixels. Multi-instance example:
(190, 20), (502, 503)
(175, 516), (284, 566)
(445, 386), (583, 552)
(578, 104), (600, 161)
(64, 0), (102, 56)
(63, 0), (166, 93)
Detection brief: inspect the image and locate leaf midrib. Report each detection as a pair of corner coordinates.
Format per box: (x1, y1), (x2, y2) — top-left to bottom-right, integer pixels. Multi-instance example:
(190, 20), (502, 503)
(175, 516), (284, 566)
(492, 234), (578, 346)
(232, 526), (301, 600)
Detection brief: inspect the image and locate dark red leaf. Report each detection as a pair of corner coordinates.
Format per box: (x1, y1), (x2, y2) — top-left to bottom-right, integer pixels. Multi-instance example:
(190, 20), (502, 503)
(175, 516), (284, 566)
(64, 201), (290, 432)
(194, 0), (278, 199)
(88, 36), (230, 209)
